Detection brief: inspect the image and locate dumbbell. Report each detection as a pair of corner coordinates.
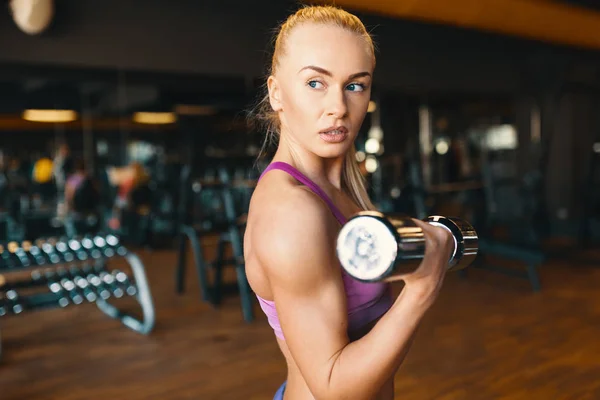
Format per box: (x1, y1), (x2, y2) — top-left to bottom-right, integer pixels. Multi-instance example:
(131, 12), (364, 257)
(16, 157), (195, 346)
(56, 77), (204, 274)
(80, 236), (102, 260)
(72, 275), (97, 302)
(56, 267), (88, 305)
(21, 241), (45, 266)
(68, 239), (89, 261)
(79, 235), (115, 258)
(37, 239), (61, 265)
(105, 234), (127, 256)
(0, 243), (20, 270)
(55, 237), (77, 263)
(3, 290), (23, 314)
(48, 278), (75, 308)
(5, 241), (34, 269)
(92, 236), (114, 257)
(92, 234), (126, 258)
(48, 267), (84, 305)
(111, 270), (137, 296)
(11, 242), (32, 268)
(86, 273), (111, 300)
(98, 271), (124, 298)
(24, 241), (47, 266)
(336, 211), (478, 282)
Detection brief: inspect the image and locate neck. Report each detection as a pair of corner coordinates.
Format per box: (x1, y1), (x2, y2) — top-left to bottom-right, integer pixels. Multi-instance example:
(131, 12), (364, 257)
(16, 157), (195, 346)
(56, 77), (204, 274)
(272, 135), (346, 191)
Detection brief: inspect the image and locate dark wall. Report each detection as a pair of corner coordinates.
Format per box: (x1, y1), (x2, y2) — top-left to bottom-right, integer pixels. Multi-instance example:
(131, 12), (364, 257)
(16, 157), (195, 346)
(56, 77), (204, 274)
(1, 0), (599, 235)
(1, 0), (598, 94)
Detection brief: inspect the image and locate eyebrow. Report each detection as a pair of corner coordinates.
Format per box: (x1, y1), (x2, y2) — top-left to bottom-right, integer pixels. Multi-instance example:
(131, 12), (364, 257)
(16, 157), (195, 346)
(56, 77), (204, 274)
(298, 65), (371, 80)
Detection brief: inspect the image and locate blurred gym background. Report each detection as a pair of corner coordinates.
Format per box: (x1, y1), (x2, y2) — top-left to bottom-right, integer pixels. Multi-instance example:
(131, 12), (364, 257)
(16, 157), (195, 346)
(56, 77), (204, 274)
(1, 0), (600, 399)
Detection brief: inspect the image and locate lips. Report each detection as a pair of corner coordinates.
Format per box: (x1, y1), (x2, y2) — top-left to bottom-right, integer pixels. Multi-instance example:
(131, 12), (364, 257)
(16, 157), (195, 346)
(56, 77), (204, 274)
(319, 126), (349, 143)
(320, 125), (348, 135)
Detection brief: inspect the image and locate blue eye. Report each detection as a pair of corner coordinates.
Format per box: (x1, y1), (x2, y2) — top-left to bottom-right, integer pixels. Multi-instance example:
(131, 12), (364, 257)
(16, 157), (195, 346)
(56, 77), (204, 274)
(308, 80), (324, 89)
(346, 83), (365, 92)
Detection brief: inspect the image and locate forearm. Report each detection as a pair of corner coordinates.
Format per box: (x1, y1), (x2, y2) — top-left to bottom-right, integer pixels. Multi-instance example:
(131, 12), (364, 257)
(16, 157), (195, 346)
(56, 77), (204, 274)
(327, 287), (432, 399)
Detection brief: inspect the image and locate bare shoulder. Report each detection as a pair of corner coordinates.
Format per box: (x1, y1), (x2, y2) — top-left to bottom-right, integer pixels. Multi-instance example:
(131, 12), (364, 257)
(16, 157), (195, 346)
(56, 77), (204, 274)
(248, 170), (339, 289)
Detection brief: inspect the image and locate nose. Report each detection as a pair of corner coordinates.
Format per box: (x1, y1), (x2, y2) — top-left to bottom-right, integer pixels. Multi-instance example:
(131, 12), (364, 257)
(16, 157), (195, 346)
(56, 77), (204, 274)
(326, 87), (348, 118)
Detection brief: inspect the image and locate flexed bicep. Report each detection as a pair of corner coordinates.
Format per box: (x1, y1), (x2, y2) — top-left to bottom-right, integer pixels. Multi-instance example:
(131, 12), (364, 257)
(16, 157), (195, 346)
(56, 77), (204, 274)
(253, 190), (351, 398)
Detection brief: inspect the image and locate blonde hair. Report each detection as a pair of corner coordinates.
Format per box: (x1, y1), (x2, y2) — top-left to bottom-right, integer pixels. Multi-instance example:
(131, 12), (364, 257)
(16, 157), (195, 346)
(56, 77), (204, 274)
(250, 4), (376, 210)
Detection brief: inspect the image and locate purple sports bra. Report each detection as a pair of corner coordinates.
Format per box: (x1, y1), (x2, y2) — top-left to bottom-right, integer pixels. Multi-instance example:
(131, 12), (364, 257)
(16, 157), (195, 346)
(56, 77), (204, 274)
(255, 161), (393, 341)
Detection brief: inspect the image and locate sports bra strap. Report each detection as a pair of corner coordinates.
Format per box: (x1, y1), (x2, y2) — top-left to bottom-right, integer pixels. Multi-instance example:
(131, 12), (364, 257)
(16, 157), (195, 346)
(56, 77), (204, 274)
(259, 161), (347, 225)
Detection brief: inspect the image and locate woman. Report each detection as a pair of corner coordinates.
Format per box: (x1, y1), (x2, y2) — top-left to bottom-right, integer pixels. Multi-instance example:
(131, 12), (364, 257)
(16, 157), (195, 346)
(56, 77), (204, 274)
(244, 5), (454, 400)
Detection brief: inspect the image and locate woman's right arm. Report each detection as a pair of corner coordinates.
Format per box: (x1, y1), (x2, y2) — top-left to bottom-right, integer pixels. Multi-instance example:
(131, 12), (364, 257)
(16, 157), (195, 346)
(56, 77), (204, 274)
(252, 190), (454, 400)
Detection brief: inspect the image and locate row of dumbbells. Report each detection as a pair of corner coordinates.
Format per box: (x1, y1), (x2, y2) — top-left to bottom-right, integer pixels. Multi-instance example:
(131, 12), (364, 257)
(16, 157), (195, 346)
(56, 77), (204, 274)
(0, 234), (127, 271)
(0, 266), (137, 316)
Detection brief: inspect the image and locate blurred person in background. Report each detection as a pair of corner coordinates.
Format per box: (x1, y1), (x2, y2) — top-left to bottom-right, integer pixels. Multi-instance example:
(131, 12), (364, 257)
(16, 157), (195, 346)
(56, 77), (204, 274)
(64, 158), (88, 213)
(107, 161), (150, 230)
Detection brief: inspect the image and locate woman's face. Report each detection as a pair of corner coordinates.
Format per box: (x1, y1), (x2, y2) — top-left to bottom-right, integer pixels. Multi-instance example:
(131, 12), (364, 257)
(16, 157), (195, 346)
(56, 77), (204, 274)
(268, 23), (373, 160)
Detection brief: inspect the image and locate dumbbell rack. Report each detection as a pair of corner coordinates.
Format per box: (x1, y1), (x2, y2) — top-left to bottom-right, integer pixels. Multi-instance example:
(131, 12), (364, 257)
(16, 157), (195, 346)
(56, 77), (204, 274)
(0, 234), (155, 360)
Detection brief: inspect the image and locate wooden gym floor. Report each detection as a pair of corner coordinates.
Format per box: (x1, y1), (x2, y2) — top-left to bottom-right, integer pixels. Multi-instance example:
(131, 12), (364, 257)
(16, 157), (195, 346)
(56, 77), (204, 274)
(1, 240), (600, 400)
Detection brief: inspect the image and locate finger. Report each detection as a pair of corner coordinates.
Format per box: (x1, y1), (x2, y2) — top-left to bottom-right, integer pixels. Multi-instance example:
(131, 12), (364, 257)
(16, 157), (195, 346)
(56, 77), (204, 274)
(410, 219), (441, 251)
(411, 218), (448, 238)
(383, 274), (408, 283)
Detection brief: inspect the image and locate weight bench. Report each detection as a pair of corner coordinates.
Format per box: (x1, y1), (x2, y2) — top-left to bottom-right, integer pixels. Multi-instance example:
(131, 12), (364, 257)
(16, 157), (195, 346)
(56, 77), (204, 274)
(465, 238), (545, 292)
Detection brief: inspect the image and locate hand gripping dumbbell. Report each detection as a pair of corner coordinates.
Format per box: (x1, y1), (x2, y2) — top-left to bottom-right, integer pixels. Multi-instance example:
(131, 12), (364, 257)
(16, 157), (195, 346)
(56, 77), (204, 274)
(336, 211), (479, 282)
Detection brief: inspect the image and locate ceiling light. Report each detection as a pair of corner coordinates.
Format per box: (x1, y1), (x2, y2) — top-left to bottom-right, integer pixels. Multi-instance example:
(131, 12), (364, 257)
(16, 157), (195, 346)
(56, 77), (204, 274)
(133, 112), (177, 125)
(22, 109), (77, 123)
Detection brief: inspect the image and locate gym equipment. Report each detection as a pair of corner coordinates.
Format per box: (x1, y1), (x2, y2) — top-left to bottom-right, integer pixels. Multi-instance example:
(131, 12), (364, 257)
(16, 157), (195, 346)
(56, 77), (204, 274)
(476, 148), (545, 292)
(402, 145), (544, 292)
(336, 211), (478, 282)
(175, 163), (256, 322)
(0, 234), (155, 360)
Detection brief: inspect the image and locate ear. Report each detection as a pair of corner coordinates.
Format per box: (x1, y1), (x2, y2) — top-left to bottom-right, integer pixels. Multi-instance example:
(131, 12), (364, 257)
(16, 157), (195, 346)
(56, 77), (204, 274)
(267, 76), (283, 112)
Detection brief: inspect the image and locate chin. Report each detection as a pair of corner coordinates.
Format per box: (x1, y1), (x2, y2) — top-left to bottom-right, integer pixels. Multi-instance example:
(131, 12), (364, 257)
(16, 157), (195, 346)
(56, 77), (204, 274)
(313, 142), (353, 160)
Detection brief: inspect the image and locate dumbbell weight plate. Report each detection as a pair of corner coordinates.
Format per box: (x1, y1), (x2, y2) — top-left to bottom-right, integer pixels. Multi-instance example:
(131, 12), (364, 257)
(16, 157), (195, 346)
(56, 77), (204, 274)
(425, 216), (478, 272)
(94, 236), (114, 257)
(73, 276), (97, 302)
(48, 282), (70, 308)
(6, 290), (23, 314)
(112, 270), (137, 296)
(86, 274), (111, 300)
(336, 211), (402, 282)
(68, 239), (88, 261)
(99, 272), (124, 298)
(59, 278), (84, 305)
(40, 241), (61, 264)
(81, 237), (102, 259)
(13, 242), (31, 268)
(106, 235), (127, 256)
(55, 239), (75, 263)
(336, 211), (479, 282)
